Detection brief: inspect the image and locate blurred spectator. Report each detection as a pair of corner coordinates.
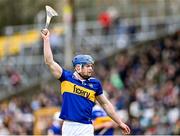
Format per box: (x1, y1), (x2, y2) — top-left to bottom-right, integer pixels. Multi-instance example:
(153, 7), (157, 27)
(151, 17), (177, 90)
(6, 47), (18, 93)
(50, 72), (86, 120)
(0, 118), (9, 135)
(98, 10), (112, 35)
(5, 65), (21, 87)
(47, 112), (62, 136)
(98, 6), (122, 36)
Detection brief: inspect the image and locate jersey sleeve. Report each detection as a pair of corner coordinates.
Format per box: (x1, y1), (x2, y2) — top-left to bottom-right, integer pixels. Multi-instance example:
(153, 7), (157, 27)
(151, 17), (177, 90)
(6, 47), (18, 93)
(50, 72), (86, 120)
(96, 81), (103, 96)
(58, 69), (71, 82)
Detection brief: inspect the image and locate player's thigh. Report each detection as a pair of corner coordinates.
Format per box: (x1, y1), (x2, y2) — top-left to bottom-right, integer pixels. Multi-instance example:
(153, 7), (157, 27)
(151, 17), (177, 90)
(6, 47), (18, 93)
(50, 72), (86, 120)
(62, 121), (94, 136)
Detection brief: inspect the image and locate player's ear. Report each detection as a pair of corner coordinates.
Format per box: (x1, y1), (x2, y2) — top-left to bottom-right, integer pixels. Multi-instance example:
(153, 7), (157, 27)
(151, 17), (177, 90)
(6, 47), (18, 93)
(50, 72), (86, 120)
(75, 64), (82, 72)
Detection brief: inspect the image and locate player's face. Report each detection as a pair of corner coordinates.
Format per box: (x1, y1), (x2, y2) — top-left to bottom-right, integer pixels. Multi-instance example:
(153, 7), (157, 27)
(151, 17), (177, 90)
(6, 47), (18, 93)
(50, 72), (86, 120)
(81, 63), (94, 77)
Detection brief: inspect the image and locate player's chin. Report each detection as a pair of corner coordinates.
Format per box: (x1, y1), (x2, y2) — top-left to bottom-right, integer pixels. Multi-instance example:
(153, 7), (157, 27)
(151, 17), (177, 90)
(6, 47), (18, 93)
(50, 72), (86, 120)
(88, 73), (92, 77)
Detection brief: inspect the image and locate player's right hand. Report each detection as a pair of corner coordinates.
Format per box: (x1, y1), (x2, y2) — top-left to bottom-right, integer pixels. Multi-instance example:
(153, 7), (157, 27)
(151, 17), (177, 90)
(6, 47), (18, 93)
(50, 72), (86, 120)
(41, 29), (49, 39)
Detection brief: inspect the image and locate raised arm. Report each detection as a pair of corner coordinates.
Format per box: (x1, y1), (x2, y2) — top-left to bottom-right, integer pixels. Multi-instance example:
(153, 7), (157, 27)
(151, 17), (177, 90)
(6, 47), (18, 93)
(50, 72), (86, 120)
(96, 94), (131, 135)
(41, 29), (62, 79)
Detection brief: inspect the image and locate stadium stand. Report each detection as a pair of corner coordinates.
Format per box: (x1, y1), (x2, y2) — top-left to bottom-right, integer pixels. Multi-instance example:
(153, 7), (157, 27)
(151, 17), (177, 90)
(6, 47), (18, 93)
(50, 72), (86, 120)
(0, 30), (39, 58)
(0, 32), (179, 135)
(0, 27), (64, 58)
(0, 14), (179, 100)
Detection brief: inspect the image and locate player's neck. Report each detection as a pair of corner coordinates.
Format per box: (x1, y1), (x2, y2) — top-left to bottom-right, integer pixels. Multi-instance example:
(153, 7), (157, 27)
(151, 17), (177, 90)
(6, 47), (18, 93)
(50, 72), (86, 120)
(74, 71), (85, 81)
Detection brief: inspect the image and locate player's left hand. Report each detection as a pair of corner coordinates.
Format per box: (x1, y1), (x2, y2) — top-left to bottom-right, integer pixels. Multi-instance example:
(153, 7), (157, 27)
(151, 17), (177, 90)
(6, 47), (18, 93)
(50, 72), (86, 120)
(119, 122), (131, 135)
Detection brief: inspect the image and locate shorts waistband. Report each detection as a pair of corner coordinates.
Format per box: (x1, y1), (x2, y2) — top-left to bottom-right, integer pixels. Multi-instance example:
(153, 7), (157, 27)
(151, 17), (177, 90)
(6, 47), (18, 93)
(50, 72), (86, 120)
(63, 120), (92, 126)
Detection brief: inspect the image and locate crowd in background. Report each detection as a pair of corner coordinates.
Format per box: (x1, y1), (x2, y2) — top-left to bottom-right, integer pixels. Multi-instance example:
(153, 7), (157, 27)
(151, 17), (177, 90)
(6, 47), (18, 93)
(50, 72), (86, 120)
(0, 32), (179, 135)
(97, 31), (180, 134)
(0, 85), (61, 135)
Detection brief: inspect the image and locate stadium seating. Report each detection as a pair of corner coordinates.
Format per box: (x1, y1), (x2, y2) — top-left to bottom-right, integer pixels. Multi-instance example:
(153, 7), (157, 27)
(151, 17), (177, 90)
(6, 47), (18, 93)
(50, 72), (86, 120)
(0, 32), (179, 135)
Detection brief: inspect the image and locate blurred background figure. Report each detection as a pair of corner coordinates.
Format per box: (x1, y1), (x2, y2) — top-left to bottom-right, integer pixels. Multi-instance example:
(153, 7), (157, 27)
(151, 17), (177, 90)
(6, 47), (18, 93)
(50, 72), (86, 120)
(47, 112), (63, 136)
(98, 9), (112, 35)
(92, 103), (116, 135)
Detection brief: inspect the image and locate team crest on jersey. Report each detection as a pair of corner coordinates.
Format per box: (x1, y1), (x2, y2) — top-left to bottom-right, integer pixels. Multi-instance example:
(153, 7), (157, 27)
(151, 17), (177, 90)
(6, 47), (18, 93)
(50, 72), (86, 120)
(89, 83), (93, 88)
